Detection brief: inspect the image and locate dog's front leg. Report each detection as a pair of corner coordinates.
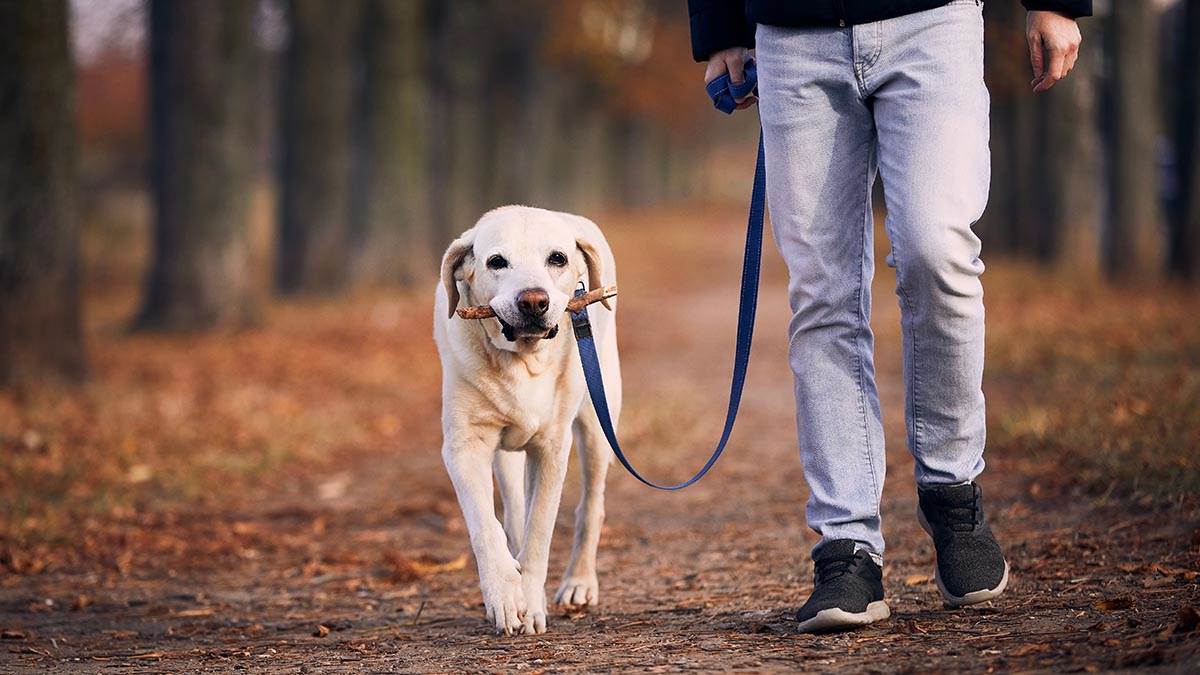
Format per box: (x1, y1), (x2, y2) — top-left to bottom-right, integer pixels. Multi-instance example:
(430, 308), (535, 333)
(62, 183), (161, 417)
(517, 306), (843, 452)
(518, 434), (572, 634)
(442, 438), (526, 635)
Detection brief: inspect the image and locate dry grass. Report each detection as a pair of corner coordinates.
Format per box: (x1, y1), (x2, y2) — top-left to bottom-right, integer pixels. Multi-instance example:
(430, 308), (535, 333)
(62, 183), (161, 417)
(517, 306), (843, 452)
(984, 263), (1200, 496)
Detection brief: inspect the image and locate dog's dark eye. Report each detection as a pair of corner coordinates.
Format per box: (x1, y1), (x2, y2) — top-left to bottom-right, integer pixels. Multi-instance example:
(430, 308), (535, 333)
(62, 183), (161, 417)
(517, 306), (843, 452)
(547, 251), (568, 267)
(486, 254), (508, 270)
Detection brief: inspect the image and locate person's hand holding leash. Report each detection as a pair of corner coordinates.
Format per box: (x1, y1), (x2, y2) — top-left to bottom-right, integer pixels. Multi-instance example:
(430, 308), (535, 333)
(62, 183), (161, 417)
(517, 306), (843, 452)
(1026, 10), (1082, 92)
(704, 46), (757, 109)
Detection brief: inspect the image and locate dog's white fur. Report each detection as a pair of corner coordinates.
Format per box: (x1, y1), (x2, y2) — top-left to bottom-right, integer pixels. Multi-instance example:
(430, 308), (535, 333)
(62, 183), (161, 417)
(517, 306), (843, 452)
(434, 206), (620, 635)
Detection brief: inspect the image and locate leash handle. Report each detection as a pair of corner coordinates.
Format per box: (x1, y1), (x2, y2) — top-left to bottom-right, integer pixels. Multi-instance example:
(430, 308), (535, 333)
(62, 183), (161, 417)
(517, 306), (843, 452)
(705, 58), (757, 114)
(571, 131), (766, 490)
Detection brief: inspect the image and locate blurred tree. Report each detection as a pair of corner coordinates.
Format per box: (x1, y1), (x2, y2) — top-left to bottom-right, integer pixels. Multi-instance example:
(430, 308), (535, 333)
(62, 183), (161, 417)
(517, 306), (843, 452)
(1034, 22), (1101, 273)
(137, 0), (260, 330)
(349, 0), (431, 286)
(1104, 0), (1164, 280)
(1172, 0), (1200, 281)
(481, 1), (549, 209)
(427, 0), (489, 244)
(0, 0), (86, 386)
(278, 0), (361, 293)
(980, 1), (1039, 256)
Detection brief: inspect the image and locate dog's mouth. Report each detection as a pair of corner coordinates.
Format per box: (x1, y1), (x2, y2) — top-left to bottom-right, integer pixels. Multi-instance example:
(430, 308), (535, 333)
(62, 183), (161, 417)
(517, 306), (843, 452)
(496, 316), (560, 342)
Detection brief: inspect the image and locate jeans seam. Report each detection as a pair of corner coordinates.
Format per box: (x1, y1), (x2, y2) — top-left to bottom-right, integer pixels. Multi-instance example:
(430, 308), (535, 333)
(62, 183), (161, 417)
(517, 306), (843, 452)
(898, 272), (924, 473)
(886, 227), (923, 471)
(866, 23), (882, 71)
(851, 28), (869, 99)
(853, 143), (881, 513)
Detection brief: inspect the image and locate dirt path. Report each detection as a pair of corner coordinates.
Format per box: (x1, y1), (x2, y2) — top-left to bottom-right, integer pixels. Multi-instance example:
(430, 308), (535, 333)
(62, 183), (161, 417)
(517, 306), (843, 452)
(2, 208), (1198, 672)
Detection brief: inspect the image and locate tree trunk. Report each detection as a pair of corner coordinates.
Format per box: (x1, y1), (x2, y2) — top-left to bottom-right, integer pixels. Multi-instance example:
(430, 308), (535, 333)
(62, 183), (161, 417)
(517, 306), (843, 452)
(565, 94), (612, 212)
(427, 0), (489, 247)
(1034, 22), (1101, 273)
(278, 0), (361, 294)
(480, 1), (547, 209)
(980, 100), (1018, 254)
(0, 0), (85, 386)
(138, 0), (259, 330)
(1104, 0), (1164, 280)
(1172, 0), (1200, 280)
(349, 0), (430, 286)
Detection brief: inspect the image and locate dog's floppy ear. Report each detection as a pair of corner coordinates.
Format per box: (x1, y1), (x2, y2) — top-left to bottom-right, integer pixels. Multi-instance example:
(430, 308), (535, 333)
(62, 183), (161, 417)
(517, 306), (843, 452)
(440, 230), (475, 319)
(575, 234), (612, 311)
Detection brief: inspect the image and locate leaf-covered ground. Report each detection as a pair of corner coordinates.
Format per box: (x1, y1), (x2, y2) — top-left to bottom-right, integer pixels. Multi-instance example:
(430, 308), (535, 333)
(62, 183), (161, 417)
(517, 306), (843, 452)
(2, 206), (1198, 672)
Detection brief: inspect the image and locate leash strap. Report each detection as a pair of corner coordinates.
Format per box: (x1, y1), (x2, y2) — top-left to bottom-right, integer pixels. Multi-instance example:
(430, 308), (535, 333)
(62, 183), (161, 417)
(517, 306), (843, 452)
(570, 62), (764, 490)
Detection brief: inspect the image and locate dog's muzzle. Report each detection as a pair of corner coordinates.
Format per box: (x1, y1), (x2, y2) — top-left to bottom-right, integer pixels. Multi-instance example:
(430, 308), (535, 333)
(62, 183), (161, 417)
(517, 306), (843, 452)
(496, 315), (559, 342)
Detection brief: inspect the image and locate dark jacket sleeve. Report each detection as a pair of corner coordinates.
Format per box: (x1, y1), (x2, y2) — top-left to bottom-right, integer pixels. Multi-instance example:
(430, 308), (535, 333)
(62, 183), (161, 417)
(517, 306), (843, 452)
(1021, 0), (1092, 18)
(688, 0), (755, 62)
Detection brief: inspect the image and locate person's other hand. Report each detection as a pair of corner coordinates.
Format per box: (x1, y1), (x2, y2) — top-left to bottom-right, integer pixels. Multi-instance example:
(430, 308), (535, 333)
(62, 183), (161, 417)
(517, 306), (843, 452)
(1026, 10), (1082, 93)
(704, 47), (756, 110)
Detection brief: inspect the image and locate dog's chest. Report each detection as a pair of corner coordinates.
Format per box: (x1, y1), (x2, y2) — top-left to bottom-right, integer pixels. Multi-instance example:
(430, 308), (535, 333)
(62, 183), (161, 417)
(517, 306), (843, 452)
(490, 370), (577, 451)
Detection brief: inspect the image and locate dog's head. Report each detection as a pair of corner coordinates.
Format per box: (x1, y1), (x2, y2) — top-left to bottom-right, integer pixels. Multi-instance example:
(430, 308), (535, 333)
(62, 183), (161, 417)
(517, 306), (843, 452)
(441, 206), (606, 351)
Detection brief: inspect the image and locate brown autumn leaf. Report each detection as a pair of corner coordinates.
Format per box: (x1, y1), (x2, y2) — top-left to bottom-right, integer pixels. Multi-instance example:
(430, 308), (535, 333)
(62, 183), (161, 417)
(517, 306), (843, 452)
(0, 629), (27, 640)
(1149, 563), (1198, 580)
(1010, 643), (1050, 657)
(1094, 596), (1133, 612)
(1117, 562), (1141, 573)
(1175, 605), (1200, 634)
(313, 624), (330, 638)
(903, 573), (932, 586)
(384, 551), (468, 583)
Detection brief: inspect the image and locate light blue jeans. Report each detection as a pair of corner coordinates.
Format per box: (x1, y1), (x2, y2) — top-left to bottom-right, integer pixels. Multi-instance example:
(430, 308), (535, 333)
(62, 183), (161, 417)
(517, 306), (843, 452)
(756, 0), (989, 558)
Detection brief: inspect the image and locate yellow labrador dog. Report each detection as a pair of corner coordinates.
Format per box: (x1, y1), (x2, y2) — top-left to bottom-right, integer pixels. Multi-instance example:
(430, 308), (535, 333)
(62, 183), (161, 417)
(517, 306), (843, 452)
(434, 205), (620, 635)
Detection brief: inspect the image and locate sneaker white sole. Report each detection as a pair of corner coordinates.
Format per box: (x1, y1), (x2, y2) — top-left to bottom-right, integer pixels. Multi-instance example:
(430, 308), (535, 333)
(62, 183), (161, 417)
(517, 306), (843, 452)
(918, 508), (1011, 607)
(935, 560), (1009, 607)
(796, 600), (891, 633)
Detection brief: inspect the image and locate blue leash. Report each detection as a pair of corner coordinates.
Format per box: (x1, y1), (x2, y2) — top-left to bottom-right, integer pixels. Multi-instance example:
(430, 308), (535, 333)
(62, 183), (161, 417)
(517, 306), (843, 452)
(570, 61), (764, 490)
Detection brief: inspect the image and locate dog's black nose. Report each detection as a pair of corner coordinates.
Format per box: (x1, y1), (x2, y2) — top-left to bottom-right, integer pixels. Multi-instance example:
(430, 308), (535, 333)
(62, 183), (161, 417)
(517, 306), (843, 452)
(516, 288), (550, 318)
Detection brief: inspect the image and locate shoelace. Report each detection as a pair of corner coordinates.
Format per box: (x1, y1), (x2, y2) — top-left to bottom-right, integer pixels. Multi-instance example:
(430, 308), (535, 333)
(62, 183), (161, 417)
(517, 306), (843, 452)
(814, 551), (864, 584)
(928, 491), (980, 532)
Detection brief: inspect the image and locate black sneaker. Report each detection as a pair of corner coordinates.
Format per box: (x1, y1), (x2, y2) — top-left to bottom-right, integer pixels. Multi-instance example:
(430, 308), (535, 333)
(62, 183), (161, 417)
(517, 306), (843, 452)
(795, 539), (890, 633)
(918, 482), (1010, 606)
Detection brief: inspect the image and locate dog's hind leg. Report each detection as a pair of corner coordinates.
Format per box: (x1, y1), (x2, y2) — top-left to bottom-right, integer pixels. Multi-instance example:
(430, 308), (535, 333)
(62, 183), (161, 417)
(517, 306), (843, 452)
(554, 402), (613, 608)
(556, 323), (621, 608)
(443, 438), (526, 635)
(556, 322), (621, 608)
(493, 450), (526, 558)
(518, 434), (572, 634)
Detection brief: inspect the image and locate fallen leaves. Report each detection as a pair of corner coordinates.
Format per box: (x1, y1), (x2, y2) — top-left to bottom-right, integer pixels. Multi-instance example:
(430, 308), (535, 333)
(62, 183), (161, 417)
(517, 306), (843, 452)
(0, 230), (1196, 672)
(1148, 563), (1198, 582)
(1174, 605), (1199, 634)
(1094, 596), (1134, 612)
(125, 464), (154, 484)
(0, 546), (50, 575)
(383, 551), (467, 583)
(1009, 643), (1051, 657)
(171, 607), (214, 618)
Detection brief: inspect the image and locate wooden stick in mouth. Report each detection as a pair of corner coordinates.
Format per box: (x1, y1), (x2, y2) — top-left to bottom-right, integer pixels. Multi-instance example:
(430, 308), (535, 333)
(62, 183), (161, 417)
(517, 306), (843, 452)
(455, 284), (618, 320)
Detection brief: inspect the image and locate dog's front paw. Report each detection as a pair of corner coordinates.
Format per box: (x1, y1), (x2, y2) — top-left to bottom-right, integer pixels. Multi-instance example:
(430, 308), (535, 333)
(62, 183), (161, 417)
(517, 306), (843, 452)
(521, 575), (548, 634)
(554, 573), (599, 607)
(480, 557), (526, 635)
